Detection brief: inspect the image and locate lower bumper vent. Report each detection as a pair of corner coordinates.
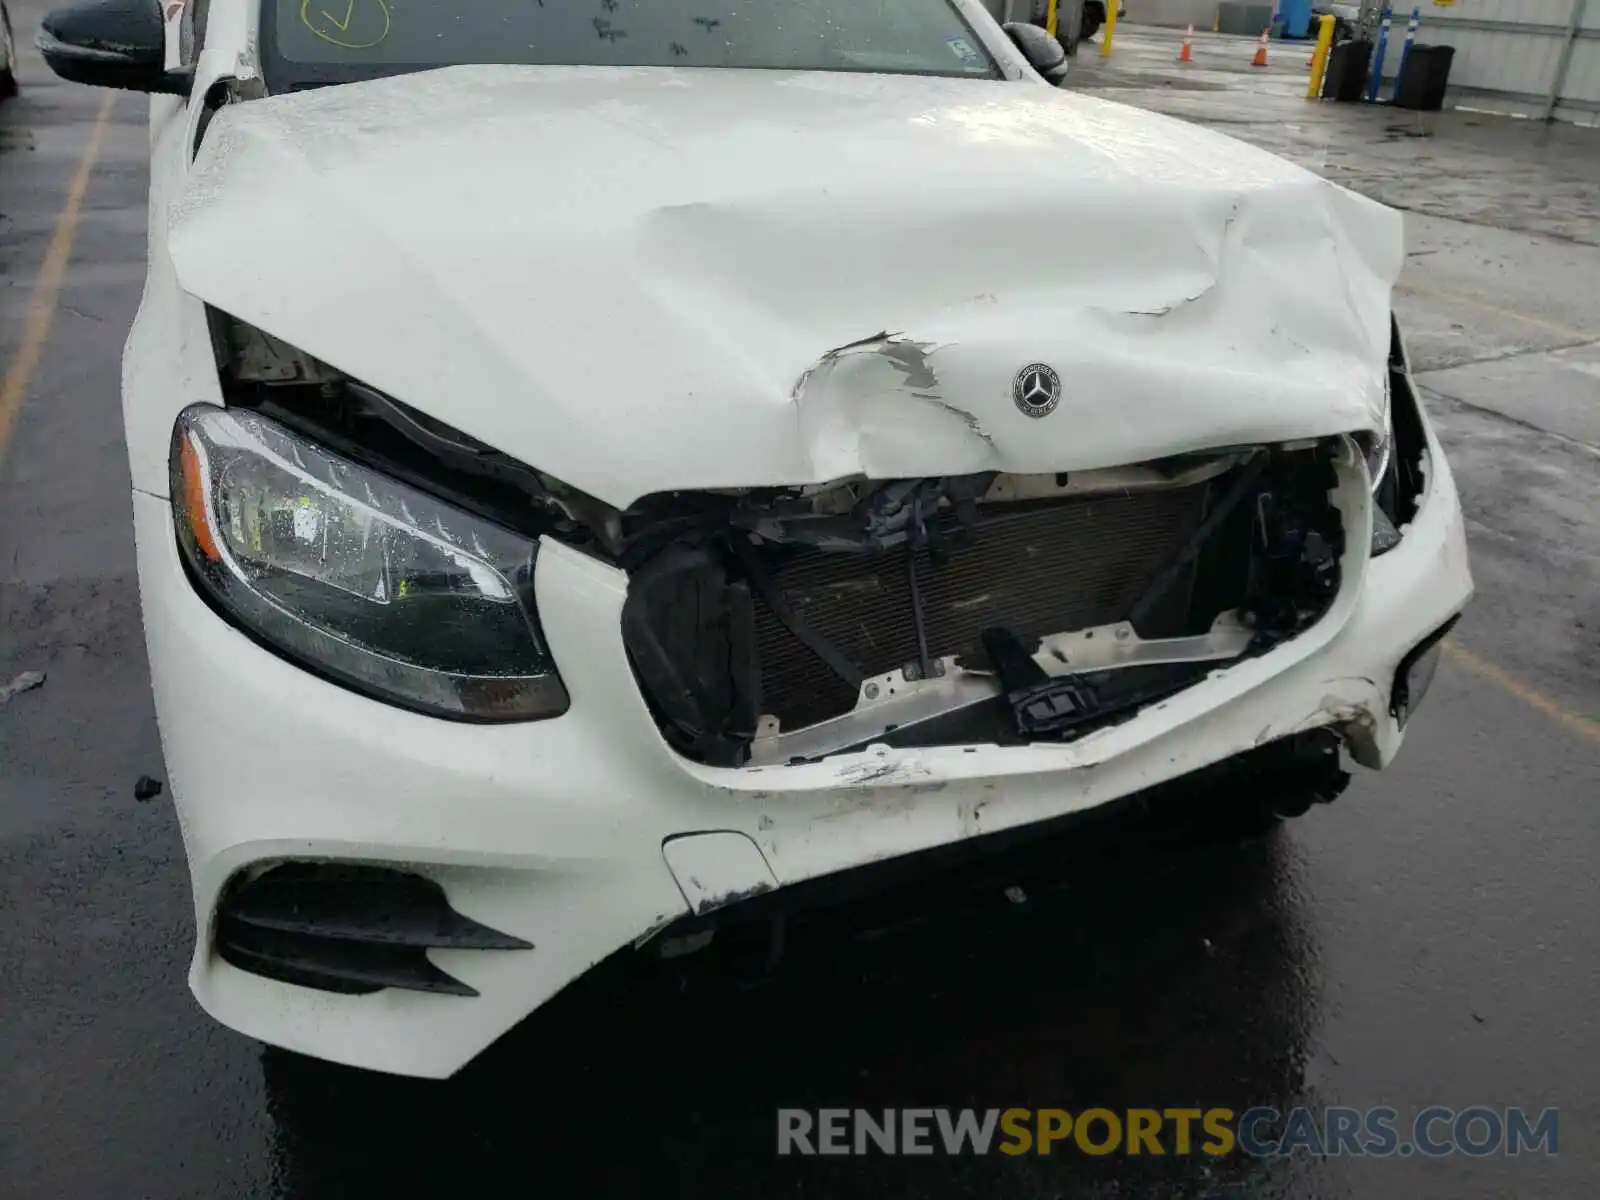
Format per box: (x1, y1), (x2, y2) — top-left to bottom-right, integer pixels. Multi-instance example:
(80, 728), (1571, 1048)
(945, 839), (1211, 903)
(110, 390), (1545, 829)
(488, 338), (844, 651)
(215, 863), (530, 997)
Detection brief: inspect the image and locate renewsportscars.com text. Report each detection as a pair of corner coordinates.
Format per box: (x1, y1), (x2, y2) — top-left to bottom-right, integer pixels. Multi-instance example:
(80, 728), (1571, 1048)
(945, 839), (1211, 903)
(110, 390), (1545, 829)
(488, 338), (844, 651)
(776, 1106), (1559, 1158)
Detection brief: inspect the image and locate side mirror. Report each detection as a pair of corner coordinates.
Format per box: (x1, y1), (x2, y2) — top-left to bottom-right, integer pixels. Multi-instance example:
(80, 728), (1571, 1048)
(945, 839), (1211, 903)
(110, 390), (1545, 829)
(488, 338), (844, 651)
(1002, 21), (1069, 85)
(37, 0), (192, 95)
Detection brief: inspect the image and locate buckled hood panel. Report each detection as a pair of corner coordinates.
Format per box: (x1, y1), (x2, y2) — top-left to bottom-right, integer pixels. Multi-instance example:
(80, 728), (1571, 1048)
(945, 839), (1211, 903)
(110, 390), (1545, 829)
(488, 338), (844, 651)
(169, 65), (1402, 506)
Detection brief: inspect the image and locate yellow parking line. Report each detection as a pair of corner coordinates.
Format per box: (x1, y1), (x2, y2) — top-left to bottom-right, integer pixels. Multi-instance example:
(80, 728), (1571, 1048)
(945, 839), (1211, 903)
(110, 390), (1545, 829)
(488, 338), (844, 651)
(0, 91), (118, 473)
(1444, 642), (1600, 745)
(1396, 281), (1594, 343)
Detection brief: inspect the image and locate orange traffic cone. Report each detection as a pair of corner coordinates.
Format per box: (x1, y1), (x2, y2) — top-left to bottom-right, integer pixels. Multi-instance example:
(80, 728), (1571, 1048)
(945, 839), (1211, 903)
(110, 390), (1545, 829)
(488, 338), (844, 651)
(1178, 24), (1194, 62)
(1250, 27), (1270, 67)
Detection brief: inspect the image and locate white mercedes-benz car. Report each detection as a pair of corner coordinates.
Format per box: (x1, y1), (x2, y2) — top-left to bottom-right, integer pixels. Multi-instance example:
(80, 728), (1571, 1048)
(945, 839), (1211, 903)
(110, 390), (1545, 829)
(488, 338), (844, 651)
(40, 0), (1470, 1077)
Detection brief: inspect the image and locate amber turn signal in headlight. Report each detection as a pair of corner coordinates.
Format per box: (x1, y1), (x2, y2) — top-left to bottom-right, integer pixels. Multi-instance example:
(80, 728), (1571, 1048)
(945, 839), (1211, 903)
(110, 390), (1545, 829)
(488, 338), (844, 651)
(171, 405), (568, 722)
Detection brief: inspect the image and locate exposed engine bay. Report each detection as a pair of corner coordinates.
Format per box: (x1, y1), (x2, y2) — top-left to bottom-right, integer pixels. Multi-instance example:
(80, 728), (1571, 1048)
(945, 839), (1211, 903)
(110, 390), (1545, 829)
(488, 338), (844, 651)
(619, 448), (1344, 766)
(211, 313), (1347, 769)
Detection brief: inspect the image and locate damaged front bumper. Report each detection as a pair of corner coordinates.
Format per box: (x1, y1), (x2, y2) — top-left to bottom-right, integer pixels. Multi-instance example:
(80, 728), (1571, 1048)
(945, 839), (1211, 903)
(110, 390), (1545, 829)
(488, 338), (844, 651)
(136, 384), (1471, 1076)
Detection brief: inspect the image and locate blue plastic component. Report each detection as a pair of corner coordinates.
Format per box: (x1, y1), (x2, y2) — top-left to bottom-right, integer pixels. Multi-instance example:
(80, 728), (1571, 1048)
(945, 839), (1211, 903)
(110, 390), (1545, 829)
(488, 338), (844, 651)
(1275, 0), (1313, 39)
(1367, 9), (1391, 102)
(1392, 5), (1422, 100)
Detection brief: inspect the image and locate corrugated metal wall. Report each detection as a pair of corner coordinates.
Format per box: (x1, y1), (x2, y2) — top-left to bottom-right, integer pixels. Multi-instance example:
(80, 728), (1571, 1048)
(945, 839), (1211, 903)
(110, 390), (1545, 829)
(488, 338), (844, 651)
(1562, 0), (1600, 107)
(1367, 0), (1597, 122)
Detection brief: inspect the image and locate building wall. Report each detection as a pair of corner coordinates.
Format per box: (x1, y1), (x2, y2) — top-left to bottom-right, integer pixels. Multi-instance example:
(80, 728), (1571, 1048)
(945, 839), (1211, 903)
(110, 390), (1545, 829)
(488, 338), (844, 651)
(1366, 0), (1598, 122)
(1122, 0), (1224, 27)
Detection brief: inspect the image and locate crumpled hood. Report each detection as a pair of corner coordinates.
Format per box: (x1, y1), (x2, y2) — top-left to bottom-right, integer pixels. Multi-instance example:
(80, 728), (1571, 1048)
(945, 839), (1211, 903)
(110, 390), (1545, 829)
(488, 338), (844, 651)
(169, 65), (1403, 507)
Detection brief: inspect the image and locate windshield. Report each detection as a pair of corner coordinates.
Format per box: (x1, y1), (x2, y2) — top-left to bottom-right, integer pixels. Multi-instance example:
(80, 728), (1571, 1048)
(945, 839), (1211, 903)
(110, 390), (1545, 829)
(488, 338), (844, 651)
(261, 0), (1002, 90)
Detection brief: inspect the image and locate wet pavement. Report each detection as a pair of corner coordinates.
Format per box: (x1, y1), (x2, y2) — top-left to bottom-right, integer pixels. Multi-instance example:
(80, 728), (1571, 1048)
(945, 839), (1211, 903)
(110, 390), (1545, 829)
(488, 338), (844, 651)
(2, 14), (1597, 1200)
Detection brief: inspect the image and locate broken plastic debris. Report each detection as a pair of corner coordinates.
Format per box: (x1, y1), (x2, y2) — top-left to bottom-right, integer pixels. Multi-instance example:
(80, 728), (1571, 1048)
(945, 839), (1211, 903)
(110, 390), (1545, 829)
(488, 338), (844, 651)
(983, 626), (1101, 737)
(0, 671), (47, 705)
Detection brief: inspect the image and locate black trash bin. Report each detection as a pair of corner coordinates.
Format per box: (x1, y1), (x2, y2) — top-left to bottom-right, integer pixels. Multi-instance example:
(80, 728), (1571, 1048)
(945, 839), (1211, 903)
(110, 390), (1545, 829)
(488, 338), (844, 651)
(1394, 44), (1455, 110)
(1322, 38), (1373, 102)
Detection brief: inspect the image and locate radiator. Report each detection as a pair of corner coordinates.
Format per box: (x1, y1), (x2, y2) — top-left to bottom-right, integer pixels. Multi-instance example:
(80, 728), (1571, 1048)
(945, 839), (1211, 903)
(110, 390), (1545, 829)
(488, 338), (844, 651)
(752, 484), (1218, 730)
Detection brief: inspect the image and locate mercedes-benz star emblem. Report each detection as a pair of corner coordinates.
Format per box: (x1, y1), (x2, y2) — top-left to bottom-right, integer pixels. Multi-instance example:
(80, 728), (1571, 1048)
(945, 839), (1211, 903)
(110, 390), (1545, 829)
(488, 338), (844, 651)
(1012, 363), (1062, 418)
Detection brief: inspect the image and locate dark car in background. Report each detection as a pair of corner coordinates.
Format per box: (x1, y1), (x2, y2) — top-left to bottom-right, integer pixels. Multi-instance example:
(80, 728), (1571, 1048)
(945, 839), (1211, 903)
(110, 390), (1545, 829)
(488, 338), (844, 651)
(1072, 0), (1122, 41)
(983, 0), (1123, 57)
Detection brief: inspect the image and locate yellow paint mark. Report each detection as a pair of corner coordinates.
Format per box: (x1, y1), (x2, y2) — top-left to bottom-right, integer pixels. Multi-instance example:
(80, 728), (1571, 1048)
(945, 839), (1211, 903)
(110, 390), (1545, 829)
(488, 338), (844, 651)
(1397, 281), (1594, 343)
(0, 92), (118, 475)
(322, 0), (355, 31)
(1444, 642), (1600, 745)
(300, 0), (391, 49)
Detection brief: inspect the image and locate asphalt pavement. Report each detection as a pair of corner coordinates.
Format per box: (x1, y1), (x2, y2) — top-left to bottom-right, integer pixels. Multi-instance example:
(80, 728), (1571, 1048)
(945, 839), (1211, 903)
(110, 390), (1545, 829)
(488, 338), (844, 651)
(2, 16), (1596, 1200)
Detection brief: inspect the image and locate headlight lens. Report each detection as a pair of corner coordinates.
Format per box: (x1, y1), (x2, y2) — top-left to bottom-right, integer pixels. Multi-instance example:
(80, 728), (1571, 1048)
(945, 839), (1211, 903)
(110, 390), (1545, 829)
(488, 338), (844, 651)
(1362, 372), (1393, 494)
(1360, 366), (1399, 556)
(171, 405), (568, 721)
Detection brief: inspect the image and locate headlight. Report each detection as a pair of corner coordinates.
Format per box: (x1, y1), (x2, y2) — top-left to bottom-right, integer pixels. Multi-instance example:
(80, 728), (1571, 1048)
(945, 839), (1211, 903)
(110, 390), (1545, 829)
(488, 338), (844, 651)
(1367, 377), (1401, 555)
(1367, 324), (1410, 556)
(1362, 372), (1393, 494)
(171, 405), (568, 722)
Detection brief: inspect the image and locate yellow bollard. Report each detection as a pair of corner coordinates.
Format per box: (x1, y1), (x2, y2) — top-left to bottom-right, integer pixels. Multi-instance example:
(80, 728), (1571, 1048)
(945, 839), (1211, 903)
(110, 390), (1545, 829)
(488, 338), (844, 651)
(1046, 0), (1059, 37)
(1100, 0), (1119, 56)
(1306, 13), (1336, 99)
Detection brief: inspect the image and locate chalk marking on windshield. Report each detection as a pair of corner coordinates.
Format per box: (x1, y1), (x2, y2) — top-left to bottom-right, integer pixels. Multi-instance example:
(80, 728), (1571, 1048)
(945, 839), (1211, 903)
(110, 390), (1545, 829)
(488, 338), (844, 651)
(322, 0), (354, 31)
(300, 0), (391, 49)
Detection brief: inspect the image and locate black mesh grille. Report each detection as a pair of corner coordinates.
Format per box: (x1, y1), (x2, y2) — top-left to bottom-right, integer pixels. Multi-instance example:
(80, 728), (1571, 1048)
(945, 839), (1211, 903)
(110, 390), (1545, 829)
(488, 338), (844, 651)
(754, 485), (1220, 730)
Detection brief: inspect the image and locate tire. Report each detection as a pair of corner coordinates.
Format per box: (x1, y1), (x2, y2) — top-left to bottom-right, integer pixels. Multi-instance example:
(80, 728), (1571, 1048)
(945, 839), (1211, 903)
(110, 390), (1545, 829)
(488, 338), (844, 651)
(1050, 21), (1080, 58)
(1037, 2), (1081, 56)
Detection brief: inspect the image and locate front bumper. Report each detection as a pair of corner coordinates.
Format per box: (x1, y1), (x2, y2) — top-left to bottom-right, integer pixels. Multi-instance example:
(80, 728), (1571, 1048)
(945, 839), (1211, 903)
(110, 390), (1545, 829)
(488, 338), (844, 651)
(135, 425), (1471, 1077)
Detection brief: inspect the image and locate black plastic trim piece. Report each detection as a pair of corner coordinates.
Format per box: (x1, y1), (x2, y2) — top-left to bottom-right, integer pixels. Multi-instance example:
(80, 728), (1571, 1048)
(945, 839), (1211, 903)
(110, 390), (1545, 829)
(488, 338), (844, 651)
(981, 624), (1100, 737)
(215, 864), (530, 997)
(1390, 613), (1461, 724)
(218, 926), (480, 997)
(1384, 315), (1428, 530)
(222, 864), (532, 950)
